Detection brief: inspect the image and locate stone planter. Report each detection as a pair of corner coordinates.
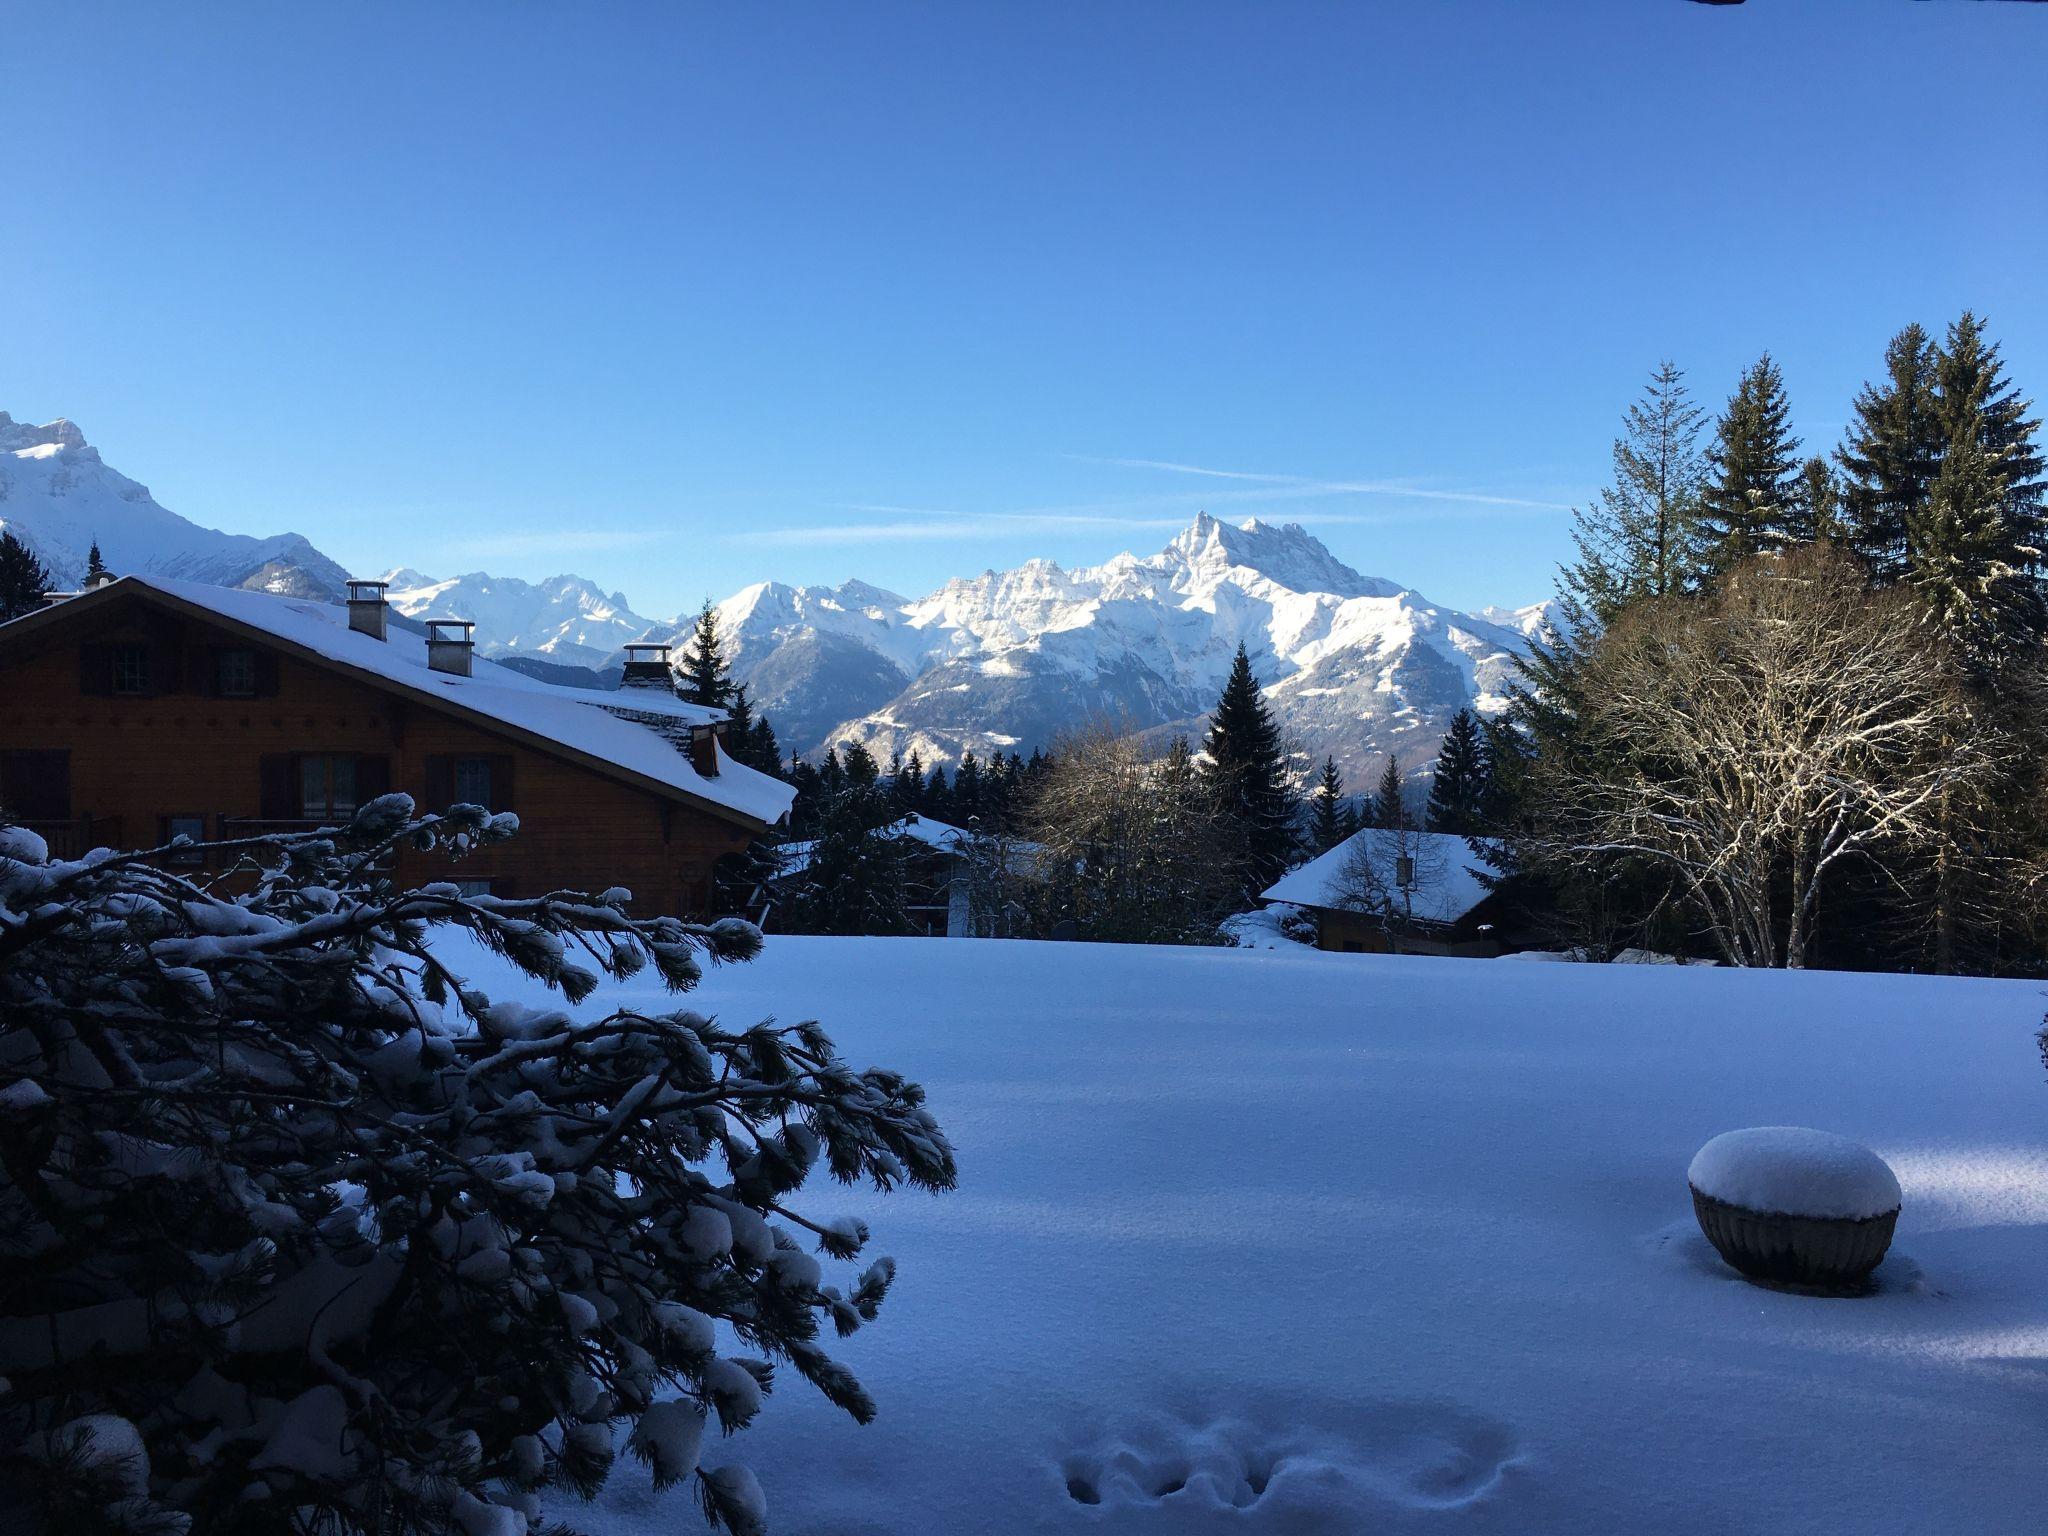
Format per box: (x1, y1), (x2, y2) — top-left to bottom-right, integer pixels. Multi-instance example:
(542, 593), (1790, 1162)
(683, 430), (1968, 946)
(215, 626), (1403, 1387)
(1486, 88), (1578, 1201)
(1689, 1185), (1898, 1291)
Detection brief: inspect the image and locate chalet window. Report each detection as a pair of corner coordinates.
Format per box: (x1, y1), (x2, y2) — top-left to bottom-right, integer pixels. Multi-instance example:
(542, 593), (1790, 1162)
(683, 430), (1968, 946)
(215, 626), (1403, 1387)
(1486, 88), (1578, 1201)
(0, 750), (71, 820)
(299, 755), (359, 820)
(453, 879), (500, 898)
(215, 648), (258, 698)
(111, 644), (150, 696)
(425, 753), (514, 813)
(259, 754), (388, 821)
(161, 814), (207, 865)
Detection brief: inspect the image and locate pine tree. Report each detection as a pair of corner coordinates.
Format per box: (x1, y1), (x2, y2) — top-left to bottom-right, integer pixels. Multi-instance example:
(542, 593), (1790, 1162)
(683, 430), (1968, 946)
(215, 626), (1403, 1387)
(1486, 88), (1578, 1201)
(1800, 456), (1845, 545)
(746, 713), (782, 776)
(0, 529), (52, 621)
(1560, 361), (1708, 621)
(679, 599), (733, 709)
(1837, 323), (1942, 580)
(1426, 709), (1488, 834)
(1933, 311), (2046, 597)
(895, 748), (926, 813)
(1309, 756), (1345, 852)
(1201, 644), (1297, 895)
(789, 755), (911, 936)
(84, 540), (111, 586)
(1908, 412), (2038, 671)
(952, 751), (983, 827)
(1696, 354), (1803, 579)
(0, 802), (952, 1534)
(1372, 756), (1406, 831)
(923, 763), (951, 822)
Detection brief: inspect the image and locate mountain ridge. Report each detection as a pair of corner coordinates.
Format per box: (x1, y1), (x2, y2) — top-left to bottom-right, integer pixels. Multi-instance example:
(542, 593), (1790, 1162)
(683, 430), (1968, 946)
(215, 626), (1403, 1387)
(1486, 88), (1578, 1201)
(1, 412), (1555, 781)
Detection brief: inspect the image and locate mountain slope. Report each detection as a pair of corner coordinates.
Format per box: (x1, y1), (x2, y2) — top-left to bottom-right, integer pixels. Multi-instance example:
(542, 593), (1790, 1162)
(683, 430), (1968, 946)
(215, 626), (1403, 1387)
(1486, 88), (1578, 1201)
(3, 411), (1541, 782)
(719, 513), (1537, 782)
(0, 413), (348, 597)
(381, 567), (657, 671)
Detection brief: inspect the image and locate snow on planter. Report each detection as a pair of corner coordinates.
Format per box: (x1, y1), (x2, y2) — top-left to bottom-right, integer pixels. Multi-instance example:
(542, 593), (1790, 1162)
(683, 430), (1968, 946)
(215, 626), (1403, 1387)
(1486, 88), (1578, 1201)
(1687, 1127), (1902, 1291)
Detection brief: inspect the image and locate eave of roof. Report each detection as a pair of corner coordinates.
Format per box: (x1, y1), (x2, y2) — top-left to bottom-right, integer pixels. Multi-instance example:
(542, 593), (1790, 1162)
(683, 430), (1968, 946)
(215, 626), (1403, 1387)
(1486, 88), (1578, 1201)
(0, 577), (793, 832)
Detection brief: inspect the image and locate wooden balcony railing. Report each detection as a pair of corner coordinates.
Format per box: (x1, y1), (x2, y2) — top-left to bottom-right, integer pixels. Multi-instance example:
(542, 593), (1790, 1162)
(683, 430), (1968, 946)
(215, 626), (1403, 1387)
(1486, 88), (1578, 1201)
(15, 817), (123, 860)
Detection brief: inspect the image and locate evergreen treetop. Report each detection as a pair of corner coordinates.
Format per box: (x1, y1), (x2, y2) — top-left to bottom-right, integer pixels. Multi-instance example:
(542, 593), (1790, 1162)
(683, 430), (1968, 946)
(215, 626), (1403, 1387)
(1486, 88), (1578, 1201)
(1561, 361), (1707, 622)
(1200, 643), (1297, 895)
(1426, 709), (1488, 835)
(1696, 354), (1803, 577)
(0, 529), (52, 622)
(1372, 756), (1406, 831)
(1837, 323), (1941, 580)
(679, 599), (733, 709)
(1309, 756), (1345, 853)
(84, 540), (111, 586)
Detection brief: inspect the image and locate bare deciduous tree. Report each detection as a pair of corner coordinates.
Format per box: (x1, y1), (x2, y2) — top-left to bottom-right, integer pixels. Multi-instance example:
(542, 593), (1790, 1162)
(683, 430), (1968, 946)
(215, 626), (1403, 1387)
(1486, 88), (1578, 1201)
(1522, 543), (2005, 968)
(1330, 820), (1454, 954)
(1025, 720), (1246, 945)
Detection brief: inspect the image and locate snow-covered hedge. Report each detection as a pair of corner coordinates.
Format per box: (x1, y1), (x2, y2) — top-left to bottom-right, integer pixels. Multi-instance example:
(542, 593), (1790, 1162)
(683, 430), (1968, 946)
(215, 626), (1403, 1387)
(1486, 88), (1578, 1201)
(0, 798), (955, 1535)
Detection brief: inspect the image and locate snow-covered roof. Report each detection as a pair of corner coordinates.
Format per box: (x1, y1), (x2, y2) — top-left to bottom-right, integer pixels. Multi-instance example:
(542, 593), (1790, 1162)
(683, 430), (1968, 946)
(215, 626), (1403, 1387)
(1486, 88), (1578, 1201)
(1261, 827), (1492, 924)
(8, 574), (794, 829)
(776, 814), (1041, 877)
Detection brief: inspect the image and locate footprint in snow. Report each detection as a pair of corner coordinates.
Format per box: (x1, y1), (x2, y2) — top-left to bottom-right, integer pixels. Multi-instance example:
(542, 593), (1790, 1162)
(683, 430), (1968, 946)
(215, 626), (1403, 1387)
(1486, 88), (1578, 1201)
(1059, 1402), (1519, 1517)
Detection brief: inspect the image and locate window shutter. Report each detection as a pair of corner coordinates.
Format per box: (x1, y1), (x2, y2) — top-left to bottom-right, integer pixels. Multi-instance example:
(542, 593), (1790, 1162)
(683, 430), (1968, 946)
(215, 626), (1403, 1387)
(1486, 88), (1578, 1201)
(487, 754), (515, 812)
(254, 651), (281, 697)
(149, 642), (182, 697)
(188, 647), (217, 697)
(78, 644), (113, 696)
(258, 755), (296, 819)
(424, 755), (454, 812)
(356, 754), (391, 802)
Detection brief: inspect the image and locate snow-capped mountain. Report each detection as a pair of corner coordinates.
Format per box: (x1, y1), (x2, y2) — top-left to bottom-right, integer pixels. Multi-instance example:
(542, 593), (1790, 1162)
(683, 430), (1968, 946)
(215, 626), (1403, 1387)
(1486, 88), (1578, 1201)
(380, 568), (656, 672)
(2, 411), (1545, 782)
(714, 514), (1539, 782)
(0, 413), (347, 598)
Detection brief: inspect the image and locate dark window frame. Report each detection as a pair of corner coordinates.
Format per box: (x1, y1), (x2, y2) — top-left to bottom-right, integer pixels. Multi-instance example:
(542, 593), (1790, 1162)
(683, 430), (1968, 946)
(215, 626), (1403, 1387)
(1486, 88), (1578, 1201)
(111, 644), (150, 696)
(215, 647), (259, 698)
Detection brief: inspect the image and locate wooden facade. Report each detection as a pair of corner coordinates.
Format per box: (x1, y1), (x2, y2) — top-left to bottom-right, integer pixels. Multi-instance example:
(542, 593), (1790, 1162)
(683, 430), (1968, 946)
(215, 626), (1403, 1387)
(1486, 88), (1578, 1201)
(0, 586), (770, 916)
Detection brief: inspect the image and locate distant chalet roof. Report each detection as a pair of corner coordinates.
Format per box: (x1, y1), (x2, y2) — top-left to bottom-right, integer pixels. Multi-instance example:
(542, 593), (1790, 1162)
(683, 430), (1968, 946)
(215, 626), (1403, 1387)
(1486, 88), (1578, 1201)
(776, 813), (1041, 876)
(3, 574), (794, 830)
(1260, 827), (1493, 924)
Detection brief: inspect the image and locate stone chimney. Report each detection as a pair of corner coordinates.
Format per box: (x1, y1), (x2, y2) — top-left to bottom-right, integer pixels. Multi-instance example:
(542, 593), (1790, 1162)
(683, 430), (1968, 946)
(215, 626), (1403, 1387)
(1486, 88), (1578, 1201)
(620, 641), (675, 691)
(347, 579), (389, 641)
(425, 619), (476, 677)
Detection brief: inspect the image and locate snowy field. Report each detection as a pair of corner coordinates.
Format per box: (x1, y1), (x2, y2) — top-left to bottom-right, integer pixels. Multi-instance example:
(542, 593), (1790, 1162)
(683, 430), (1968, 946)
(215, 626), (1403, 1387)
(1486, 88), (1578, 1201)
(461, 936), (2048, 1534)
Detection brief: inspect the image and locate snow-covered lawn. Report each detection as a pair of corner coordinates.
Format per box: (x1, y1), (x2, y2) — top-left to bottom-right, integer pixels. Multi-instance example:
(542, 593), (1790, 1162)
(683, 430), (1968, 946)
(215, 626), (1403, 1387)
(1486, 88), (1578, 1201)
(483, 936), (2048, 1534)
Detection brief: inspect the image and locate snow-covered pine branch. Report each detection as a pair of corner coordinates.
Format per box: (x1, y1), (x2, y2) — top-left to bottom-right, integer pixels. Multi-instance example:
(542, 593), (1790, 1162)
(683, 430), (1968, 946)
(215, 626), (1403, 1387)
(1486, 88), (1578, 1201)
(0, 797), (955, 1535)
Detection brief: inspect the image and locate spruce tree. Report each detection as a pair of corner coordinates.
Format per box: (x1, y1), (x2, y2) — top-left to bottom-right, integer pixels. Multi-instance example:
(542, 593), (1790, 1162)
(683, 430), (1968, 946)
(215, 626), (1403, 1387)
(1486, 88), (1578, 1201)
(789, 754), (910, 936)
(895, 748), (927, 813)
(1908, 412), (2039, 671)
(1933, 311), (2046, 592)
(746, 712), (782, 776)
(679, 599), (733, 709)
(1696, 354), (1802, 579)
(1426, 709), (1488, 834)
(1560, 361), (1708, 622)
(1309, 756), (1345, 852)
(923, 763), (951, 822)
(1200, 644), (1297, 895)
(84, 540), (111, 586)
(1372, 756), (1406, 831)
(0, 529), (52, 621)
(952, 751), (983, 827)
(1800, 456), (1845, 545)
(1837, 323), (1942, 580)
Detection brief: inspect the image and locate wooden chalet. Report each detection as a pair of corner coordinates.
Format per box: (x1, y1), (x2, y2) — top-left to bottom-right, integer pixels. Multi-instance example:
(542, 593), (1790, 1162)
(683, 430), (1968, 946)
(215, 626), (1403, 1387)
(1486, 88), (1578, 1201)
(0, 575), (793, 915)
(1260, 827), (1507, 957)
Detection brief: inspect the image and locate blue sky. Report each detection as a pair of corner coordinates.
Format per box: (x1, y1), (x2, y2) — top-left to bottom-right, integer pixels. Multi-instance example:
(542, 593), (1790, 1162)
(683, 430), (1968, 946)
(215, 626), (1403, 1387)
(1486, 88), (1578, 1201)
(5, 1), (2044, 615)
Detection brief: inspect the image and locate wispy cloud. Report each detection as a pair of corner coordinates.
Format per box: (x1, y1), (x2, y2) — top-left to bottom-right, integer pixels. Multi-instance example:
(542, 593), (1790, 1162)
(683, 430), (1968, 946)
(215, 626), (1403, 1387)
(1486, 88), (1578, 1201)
(1070, 453), (1575, 511)
(728, 457), (1574, 547)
